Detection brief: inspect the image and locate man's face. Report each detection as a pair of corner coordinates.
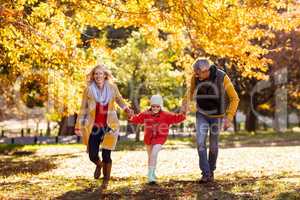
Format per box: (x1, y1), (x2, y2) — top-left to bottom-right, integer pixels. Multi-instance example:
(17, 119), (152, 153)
(194, 66), (210, 80)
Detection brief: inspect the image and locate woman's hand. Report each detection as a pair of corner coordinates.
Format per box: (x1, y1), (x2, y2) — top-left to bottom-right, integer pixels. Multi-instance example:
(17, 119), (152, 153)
(75, 128), (82, 136)
(111, 130), (119, 137)
(125, 107), (134, 118)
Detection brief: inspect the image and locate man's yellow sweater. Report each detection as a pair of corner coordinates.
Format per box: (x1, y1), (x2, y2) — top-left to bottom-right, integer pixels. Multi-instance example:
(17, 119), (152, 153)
(182, 74), (240, 121)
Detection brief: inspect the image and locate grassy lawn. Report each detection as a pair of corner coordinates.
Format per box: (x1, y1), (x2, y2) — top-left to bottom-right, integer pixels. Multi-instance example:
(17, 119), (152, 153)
(1, 130), (299, 152)
(115, 130), (300, 151)
(0, 171), (299, 199)
(167, 130), (300, 148)
(0, 131), (299, 199)
(0, 143), (84, 154)
(218, 130), (300, 147)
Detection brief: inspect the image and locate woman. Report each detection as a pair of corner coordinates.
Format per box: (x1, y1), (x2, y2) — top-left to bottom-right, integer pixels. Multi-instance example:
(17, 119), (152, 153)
(75, 64), (133, 189)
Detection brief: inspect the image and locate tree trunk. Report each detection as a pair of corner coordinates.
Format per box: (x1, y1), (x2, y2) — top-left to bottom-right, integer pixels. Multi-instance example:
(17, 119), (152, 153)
(36, 121), (39, 135)
(125, 95), (141, 141)
(233, 115), (238, 132)
(46, 121), (51, 136)
(126, 122), (140, 141)
(58, 114), (77, 135)
(273, 115), (280, 133)
(298, 111), (300, 127)
(245, 108), (257, 132)
(134, 99), (141, 142)
(287, 112), (290, 129)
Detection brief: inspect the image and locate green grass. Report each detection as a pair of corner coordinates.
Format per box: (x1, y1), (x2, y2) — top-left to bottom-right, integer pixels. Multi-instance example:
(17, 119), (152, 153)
(0, 144), (24, 154)
(1, 130), (299, 153)
(165, 130), (300, 149)
(218, 130), (300, 148)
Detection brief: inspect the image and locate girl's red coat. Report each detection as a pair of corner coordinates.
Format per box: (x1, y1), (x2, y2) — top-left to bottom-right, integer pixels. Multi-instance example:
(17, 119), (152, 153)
(130, 110), (186, 145)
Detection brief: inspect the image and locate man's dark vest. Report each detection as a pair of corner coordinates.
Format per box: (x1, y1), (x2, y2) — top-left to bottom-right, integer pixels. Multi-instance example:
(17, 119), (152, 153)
(194, 65), (226, 116)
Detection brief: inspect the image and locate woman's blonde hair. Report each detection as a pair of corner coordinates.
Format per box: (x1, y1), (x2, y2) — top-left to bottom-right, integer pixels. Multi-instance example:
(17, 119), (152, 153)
(87, 64), (113, 85)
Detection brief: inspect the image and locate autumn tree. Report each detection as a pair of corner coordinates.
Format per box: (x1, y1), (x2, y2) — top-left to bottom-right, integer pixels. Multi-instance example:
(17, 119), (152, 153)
(1, 0), (299, 135)
(112, 31), (184, 140)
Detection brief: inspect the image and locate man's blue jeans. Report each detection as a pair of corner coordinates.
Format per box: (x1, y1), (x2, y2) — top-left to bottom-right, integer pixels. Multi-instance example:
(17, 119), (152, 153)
(196, 112), (223, 177)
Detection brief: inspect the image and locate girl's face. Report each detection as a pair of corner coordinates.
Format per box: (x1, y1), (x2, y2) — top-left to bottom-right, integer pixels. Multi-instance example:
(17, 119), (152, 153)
(151, 104), (161, 114)
(94, 68), (106, 85)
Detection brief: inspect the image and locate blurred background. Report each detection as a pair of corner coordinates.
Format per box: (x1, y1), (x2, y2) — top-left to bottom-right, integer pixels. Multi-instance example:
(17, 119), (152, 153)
(0, 0), (299, 143)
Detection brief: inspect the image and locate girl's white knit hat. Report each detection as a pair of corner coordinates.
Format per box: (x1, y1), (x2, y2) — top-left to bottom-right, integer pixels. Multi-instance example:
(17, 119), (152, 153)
(150, 94), (163, 107)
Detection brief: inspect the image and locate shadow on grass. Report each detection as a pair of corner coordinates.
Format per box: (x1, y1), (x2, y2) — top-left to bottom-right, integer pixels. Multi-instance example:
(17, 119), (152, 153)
(0, 144), (25, 154)
(53, 177), (253, 200)
(55, 188), (103, 200)
(276, 189), (300, 200)
(0, 157), (56, 177)
(0, 153), (77, 177)
(54, 173), (300, 200)
(54, 179), (246, 200)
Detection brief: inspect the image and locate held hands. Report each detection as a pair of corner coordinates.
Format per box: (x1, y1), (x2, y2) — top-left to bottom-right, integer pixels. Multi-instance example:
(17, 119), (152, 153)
(125, 107), (134, 119)
(179, 106), (187, 115)
(180, 100), (189, 115)
(110, 130), (119, 137)
(179, 110), (187, 116)
(74, 128), (82, 136)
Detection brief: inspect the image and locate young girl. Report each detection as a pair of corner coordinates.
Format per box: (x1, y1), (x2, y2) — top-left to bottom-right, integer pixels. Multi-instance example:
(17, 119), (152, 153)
(129, 94), (186, 184)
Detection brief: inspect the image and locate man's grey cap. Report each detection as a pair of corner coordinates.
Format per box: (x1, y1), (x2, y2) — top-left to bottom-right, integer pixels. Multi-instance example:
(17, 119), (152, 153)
(192, 59), (211, 70)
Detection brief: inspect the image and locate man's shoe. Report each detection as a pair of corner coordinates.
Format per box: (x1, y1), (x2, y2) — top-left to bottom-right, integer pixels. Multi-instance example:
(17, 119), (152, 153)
(199, 176), (210, 184)
(209, 172), (214, 182)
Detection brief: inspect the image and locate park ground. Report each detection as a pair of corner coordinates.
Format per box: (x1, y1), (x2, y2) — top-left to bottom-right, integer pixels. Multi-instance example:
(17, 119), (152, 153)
(0, 131), (300, 200)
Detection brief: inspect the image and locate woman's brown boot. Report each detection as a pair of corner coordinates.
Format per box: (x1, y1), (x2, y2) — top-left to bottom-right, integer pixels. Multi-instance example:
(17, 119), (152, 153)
(94, 160), (102, 179)
(101, 162), (112, 189)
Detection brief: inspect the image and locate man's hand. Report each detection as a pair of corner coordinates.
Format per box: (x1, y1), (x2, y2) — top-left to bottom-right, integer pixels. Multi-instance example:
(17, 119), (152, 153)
(179, 103), (188, 114)
(223, 117), (232, 131)
(179, 108), (186, 115)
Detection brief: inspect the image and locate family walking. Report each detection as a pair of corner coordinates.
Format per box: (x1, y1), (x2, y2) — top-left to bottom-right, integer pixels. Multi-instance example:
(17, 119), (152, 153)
(74, 57), (239, 189)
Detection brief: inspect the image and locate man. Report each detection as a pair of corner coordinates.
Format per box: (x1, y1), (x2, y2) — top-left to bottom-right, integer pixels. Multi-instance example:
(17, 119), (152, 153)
(181, 58), (239, 183)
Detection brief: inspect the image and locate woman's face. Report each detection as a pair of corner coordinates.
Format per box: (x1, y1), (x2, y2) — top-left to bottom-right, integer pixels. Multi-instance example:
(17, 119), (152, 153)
(93, 68), (106, 85)
(151, 104), (161, 114)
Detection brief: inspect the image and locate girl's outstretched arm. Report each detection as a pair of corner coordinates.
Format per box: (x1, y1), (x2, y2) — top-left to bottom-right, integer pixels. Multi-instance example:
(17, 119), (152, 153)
(165, 112), (186, 124)
(129, 111), (147, 124)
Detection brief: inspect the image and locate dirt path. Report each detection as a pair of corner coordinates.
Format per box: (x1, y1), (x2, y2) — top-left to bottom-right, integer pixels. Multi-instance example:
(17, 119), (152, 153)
(37, 145), (300, 179)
